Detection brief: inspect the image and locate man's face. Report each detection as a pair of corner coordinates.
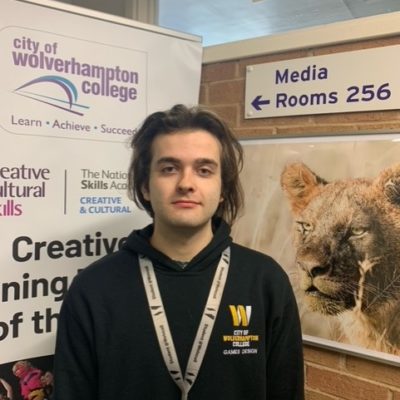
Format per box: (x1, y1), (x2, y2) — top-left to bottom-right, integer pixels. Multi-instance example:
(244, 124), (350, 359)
(142, 129), (223, 233)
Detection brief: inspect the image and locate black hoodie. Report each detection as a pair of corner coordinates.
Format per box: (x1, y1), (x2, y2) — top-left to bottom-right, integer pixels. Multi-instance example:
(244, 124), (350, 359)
(54, 220), (304, 399)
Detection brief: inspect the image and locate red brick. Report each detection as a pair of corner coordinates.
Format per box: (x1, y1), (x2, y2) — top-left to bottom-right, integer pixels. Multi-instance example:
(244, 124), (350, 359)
(304, 346), (344, 371)
(239, 114), (313, 128)
(275, 124), (357, 136)
(312, 110), (400, 123)
(201, 104), (239, 128)
(345, 356), (400, 388)
(352, 122), (400, 132)
(305, 389), (340, 400)
(307, 366), (389, 400)
(313, 37), (400, 56)
(393, 390), (400, 400)
(208, 79), (244, 105)
(201, 61), (237, 82)
(199, 83), (208, 104)
(234, 127), (276, 139)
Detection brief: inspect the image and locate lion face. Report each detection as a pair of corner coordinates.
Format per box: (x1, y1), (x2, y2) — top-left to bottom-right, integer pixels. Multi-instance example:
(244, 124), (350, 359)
(281, 163), (400, 317)
(293, 183), (384, 315)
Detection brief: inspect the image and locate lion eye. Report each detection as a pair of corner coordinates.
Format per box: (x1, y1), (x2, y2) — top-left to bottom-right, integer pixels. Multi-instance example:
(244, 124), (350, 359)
(296, 221), (313, 235)
(350, 227), (367, 237)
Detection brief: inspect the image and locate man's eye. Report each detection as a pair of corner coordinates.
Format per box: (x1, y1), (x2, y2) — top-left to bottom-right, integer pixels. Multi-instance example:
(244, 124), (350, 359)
(160, 166), (177, 174)
(198, 168), (212, 176)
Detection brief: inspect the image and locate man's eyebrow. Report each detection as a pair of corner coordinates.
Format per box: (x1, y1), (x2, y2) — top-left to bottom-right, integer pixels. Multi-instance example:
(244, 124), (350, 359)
(194, 158), (219, 168)
(155, 157), (180, 165)
(155, 157), (219, 167)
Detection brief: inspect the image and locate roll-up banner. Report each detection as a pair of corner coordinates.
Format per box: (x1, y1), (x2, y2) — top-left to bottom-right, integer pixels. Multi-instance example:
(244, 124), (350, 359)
(0, 1), (202, 397)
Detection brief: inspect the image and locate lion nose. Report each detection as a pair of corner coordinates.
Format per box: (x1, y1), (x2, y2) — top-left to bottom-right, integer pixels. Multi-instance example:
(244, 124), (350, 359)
(298, 260), (330, 278)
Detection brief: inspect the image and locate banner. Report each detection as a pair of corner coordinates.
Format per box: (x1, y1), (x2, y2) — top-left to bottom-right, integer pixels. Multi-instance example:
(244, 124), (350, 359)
(0, 1), (202, 398)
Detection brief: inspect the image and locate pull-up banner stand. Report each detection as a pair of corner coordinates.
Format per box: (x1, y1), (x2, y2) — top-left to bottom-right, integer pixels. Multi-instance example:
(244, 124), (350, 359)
(0, 1), (202, 397)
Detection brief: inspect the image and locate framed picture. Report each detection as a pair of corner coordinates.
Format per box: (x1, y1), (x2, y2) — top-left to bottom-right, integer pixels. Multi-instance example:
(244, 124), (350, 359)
(232, 133), (400, 366)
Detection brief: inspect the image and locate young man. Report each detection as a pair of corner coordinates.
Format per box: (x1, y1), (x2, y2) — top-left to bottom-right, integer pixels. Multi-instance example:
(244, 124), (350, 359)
(54, 104), (304, 399)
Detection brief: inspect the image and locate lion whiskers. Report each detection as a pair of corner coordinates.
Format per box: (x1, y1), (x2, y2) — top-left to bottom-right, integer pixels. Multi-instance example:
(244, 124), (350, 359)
(355, 255), (381, 312)
(335, 256), (400, 354)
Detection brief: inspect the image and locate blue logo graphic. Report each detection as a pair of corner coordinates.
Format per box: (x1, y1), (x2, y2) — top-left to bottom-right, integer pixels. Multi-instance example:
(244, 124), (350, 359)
(14, 75), (89, 116)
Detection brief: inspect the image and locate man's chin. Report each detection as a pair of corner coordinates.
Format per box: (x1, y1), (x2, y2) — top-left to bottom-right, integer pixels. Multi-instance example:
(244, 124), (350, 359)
(171, 219), (211, 231)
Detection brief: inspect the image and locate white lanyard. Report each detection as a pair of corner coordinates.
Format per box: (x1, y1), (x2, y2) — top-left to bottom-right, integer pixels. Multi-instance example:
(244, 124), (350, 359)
(139, 247), (230, 400)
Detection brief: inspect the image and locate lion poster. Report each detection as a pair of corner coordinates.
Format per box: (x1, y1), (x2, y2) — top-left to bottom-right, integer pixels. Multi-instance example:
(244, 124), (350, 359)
(232, 134), (400, 364)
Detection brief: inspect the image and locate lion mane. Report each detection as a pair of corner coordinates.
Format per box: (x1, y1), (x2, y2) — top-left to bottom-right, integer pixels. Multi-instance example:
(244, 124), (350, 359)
(281, 162), (400, 354)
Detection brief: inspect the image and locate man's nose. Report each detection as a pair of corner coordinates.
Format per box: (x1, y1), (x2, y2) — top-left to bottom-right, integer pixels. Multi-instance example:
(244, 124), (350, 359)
(177, 169), (195, 192)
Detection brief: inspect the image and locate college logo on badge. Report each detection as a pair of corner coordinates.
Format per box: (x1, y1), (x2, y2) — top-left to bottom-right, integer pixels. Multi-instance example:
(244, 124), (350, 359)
(222, 305), (259, 356)
(229, 305), (252, 327)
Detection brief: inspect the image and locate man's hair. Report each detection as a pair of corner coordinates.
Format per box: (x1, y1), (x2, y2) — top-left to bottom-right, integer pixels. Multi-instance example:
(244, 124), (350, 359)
(128, 104), (244, 226)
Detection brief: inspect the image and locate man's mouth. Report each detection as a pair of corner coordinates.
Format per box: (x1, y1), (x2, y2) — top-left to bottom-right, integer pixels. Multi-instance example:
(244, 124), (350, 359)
(172, 200), (200, 208)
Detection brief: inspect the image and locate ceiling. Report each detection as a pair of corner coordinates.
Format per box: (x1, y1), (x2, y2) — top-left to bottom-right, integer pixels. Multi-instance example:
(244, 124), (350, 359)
(55, 0), (400, 46)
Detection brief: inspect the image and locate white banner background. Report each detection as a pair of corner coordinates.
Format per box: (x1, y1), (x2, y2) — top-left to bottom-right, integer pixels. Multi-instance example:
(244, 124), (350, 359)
(0, 0), (201, 389)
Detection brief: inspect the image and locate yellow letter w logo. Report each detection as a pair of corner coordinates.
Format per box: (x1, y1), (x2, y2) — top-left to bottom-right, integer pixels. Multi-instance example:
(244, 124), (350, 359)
(229, 305), (252, 327)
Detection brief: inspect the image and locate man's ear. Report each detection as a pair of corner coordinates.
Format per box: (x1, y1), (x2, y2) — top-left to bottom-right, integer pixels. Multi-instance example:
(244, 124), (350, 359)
(141, 184), (150, 201)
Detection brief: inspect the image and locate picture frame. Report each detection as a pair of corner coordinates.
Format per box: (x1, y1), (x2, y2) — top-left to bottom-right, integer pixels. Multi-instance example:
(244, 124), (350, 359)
(232, 133), (400, 366)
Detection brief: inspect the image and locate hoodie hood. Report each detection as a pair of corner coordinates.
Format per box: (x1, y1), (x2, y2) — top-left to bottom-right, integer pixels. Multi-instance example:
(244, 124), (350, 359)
(122, 218), (232, 272)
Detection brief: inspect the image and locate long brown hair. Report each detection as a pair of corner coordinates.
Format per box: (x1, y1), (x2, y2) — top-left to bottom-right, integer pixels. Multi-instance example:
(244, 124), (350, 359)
(127, 104), (244, 226)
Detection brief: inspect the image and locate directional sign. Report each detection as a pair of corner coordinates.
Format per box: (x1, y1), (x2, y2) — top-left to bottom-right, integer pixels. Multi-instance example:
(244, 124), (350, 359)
(251, 95), (270, 111)
(245, 45), (400, 119)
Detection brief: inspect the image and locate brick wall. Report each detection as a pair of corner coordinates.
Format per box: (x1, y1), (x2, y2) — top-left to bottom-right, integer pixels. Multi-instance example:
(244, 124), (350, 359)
(304, 345), (399, 399)
(200, 36), (400, 399)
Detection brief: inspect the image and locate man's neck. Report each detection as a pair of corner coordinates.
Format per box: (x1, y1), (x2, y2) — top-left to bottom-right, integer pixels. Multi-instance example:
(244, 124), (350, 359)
(150, 223), (213, 262)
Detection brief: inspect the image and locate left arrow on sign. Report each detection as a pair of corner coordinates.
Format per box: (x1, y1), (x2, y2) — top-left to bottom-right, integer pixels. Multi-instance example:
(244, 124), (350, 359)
(251, 95), (270, 111)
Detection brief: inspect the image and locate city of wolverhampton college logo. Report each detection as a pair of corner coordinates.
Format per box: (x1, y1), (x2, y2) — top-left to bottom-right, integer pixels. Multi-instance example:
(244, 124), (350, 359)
(14, 75), (89, 116)
(223, 305), (259, 356)
(229, 305), (252, 327)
